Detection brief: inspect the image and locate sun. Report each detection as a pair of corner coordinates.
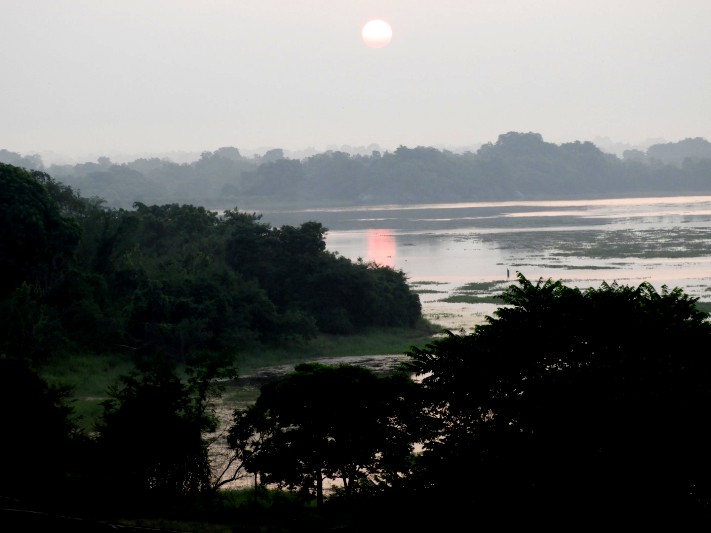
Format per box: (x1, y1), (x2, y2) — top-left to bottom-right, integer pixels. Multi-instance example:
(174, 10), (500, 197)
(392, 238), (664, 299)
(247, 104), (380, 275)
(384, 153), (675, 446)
(361, 19), (392, 48)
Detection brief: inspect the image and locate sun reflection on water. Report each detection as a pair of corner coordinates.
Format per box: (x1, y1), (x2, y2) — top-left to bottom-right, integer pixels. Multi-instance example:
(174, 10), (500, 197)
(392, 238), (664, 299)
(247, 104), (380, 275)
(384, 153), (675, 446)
(366, 229), (396, 267)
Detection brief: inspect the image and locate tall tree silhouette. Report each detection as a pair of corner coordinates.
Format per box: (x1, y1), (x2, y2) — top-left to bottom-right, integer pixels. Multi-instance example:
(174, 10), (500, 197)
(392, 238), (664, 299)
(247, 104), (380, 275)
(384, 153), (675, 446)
(405, 273), (711, 528)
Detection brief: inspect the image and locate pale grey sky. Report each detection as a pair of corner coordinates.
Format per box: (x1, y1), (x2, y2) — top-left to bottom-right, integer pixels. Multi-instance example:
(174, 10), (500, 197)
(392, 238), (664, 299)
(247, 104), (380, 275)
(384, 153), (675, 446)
(1, 0), (710, 163)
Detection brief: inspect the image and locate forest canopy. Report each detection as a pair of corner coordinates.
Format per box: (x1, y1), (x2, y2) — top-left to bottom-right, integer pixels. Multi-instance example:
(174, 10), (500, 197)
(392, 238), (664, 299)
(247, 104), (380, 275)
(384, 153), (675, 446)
(0, 162), (423, 366)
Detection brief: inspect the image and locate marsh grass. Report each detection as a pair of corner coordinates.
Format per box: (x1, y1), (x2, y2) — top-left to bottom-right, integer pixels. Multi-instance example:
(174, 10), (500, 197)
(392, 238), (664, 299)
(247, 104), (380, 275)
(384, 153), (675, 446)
(482, 226), (711, 260)
(437, 280), (508, 305)
(443, 294), (505, 304)
(412, 288), (447, 294)
(410, 280), (449, 294)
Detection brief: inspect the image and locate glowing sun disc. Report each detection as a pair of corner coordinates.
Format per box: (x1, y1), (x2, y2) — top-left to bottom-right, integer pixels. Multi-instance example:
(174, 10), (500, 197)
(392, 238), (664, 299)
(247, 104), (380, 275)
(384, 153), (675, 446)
(362, 19), (392, 48)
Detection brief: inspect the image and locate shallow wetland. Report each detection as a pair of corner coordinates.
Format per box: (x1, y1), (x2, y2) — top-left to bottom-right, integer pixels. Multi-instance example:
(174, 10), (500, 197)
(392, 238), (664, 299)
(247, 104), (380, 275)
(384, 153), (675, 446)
(211, 195), (711, 489)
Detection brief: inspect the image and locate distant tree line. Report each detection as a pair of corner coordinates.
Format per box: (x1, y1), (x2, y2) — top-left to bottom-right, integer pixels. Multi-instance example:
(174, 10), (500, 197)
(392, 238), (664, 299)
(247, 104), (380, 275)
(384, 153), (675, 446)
(3, 132), (711, 209)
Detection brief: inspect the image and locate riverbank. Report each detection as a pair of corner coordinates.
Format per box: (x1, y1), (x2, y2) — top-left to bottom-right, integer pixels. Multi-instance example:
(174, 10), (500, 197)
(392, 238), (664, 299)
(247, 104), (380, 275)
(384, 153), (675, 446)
(232, 321), (441, 375)
(38, 320), (442, 432)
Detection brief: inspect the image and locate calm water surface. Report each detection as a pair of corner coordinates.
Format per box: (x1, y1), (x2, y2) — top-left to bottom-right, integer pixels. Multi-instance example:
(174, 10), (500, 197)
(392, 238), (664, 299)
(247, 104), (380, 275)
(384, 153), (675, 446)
(217, 195), (711, 490)
(258, 195), (711, 332)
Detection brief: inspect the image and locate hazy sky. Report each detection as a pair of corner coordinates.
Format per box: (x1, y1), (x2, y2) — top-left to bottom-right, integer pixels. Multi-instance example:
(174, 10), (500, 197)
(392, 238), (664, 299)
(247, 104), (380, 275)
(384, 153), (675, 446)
(2, 0), (710, 162)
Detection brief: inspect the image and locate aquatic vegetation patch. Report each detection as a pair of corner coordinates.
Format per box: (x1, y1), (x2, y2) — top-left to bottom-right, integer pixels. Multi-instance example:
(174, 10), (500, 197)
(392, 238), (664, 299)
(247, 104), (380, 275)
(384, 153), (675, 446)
(530, 263), (615, 270)
(410, 280), (449, 294)
(413, 288), (447, 294)
(438, 280), (507, 305)
(481, 227), (711, 260)
(456, 281), (507, 291)
(441, 294), (504, 304)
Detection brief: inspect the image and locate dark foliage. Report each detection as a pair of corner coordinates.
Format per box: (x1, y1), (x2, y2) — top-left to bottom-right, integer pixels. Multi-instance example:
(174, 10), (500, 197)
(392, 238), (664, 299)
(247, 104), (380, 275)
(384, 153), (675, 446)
(227, 362), (422, 508)
(0, 164), (80, 299)
(91, 351), (237, 513)
(0, 163), (423, 364)
(0, 161), (424, 525)
(402, 273), (711, 528)
(0, 355), (88, 503)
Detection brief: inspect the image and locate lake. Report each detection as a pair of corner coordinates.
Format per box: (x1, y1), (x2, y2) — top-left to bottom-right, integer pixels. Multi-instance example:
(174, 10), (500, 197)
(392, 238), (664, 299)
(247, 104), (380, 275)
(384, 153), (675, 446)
(256, 195), (711, 332)
(216, 194), (711, 490)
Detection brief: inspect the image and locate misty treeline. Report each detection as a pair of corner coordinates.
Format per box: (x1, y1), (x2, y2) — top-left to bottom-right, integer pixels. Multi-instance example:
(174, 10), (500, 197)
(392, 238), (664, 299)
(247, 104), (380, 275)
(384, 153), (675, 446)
(3, 132), (711, 210)
(0, 162), (422, 366)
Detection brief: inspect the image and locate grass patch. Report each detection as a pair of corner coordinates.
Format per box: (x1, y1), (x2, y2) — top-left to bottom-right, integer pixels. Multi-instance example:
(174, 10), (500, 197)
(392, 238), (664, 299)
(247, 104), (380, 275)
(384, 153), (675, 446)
(441, 294), (504, 304)
(40, 352), (136, 430)
(40, 351), (136, 397)
(40, 322), (440, 431)
(234, 321), (439, 374)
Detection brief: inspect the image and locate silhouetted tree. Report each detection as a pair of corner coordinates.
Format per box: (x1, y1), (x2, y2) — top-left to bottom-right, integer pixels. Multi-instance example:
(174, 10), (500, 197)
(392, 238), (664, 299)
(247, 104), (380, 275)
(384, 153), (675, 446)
(404, 273), (711, 528)
(93, 350), (237, 511)
(0, 355), (87, 503)
(229, 363), (421, 508)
